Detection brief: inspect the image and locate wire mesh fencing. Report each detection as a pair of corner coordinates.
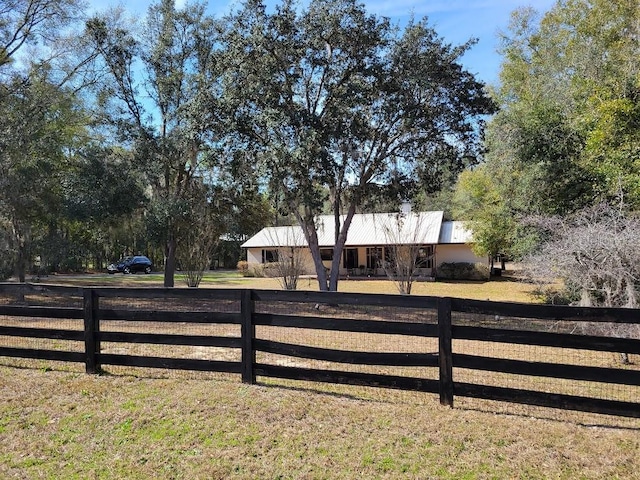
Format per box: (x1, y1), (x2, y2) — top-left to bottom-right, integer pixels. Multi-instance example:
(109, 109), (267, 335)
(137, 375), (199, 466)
(0, 284), (638, 426)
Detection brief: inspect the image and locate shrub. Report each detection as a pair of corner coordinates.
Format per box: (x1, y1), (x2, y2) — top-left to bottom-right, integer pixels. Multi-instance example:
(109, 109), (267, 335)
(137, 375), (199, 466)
(0, 256), (12, 281)
(259, 262), (280, 278)
(0, 226), (15, 280)
(237, 261), (251, 277)
(245, 262), (284, 278)
(437, 262), (490, 281)
(531, 286), (577, 305)
(251, 264), (266, 278)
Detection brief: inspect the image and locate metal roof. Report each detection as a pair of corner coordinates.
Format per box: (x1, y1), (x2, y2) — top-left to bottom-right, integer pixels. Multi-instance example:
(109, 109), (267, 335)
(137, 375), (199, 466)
(241, 211), (447, 248)
(438, 221), (474, 244)
(240, 225), (308, 248)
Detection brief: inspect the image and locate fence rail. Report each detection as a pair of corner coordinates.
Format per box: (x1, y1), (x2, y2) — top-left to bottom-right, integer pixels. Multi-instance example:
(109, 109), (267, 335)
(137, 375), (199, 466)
(0, 283), (638, 418)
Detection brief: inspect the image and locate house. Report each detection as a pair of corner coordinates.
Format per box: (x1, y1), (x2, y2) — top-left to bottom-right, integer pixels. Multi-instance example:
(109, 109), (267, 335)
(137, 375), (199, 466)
(241, 211), (487, 277)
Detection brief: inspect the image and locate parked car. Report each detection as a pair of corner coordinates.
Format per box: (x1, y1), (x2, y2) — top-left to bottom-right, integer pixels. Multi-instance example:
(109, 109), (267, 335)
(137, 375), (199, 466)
(107, 255), (153, 274)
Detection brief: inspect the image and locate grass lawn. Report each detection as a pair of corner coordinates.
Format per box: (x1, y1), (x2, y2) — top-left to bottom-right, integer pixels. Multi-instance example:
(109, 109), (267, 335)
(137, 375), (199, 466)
(32, 268), (541, 303)
(3, 269), (638, 479)
(0, 366), (638, 479)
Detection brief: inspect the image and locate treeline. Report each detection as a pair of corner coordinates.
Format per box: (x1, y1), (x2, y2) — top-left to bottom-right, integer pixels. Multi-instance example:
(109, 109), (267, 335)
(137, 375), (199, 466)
(3, 0), (638, 301)
(454, 0), (640, 255)
(453, 0), (640, 307)
(0, 0), (494, 289)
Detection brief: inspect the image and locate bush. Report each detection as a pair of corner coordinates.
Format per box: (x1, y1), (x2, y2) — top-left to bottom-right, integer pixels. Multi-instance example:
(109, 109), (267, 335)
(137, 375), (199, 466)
(254, 262), (280, 278)
(531, 286), (577, 305)
(250, 264), (265, 277)
(0, 222), (15, 280)
(437, 262), (490, 281)
(0, 257), (12, 281)
(237, 260), (253, 277)
(249, 263), (280, 278)
(237, 260), (281, 278)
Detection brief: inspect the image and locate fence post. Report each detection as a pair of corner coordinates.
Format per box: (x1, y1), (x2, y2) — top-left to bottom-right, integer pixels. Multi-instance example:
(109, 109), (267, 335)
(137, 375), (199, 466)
(83, 289), (100, 374)
(241, 289), (256, 384)
(438, 297), (454, 407)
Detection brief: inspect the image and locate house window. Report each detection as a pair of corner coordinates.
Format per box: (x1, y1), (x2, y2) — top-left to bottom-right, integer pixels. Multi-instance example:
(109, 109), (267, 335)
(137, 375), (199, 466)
(320, 248), (333, 261)
(262, 249), (277, 263)
(416, 245), (434, 269)
(343, 248), (359, 269)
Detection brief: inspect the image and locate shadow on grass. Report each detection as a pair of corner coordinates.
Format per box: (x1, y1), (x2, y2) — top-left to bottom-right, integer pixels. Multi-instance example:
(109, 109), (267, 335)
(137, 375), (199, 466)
(488, 273), (527, 283)
(255, 377), (640, 431)
(23, 270), (251, 288)
(2, 359), (638, 430)
(454, 403), (640, 432)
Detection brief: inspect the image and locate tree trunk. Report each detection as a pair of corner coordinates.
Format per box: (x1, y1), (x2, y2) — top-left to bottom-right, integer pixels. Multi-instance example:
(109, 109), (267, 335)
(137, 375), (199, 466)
(292, 208), (329, 291)
(164, 234), (176, 287)
(328, 203), (357, 292)
(307, 232), (328, 291)
(16, 242), (26, 283)
(12, 222), (27, 283)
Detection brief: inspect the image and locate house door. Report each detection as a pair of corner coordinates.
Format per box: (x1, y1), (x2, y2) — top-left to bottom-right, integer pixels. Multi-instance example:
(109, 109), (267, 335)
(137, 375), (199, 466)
(343, 248), (359, 269)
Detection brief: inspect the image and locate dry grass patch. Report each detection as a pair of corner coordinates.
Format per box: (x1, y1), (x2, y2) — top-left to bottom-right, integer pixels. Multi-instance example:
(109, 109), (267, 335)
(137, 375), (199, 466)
(29, 270), (540, 303)
(213, 273), (539, 303)
(3, 271), (637, 478)
(0, 366), (638, 479)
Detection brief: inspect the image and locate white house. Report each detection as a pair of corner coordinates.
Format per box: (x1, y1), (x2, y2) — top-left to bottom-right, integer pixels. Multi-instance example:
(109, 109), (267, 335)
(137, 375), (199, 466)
(241, 211), (487, 277)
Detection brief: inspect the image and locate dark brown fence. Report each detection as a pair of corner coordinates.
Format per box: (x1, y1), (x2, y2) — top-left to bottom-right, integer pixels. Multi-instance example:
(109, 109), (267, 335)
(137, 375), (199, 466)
(0, 283), (638, 418)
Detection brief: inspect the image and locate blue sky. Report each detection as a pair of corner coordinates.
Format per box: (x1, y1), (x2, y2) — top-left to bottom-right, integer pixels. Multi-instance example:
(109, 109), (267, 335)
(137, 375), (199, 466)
(87, 0), (557, 86)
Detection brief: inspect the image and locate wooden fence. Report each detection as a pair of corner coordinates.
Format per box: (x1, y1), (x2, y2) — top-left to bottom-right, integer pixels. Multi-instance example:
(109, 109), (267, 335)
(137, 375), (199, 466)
(0, 283), (638, 418)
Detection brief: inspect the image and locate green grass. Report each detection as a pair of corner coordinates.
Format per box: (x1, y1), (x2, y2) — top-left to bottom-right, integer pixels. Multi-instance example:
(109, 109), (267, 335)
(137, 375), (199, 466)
(0, 367), (638, 479)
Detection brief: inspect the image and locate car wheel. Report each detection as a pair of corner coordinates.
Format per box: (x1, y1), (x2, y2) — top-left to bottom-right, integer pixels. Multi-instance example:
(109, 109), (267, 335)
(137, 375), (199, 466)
(144, 266), (152, 274)
(123, 267), (131, 274)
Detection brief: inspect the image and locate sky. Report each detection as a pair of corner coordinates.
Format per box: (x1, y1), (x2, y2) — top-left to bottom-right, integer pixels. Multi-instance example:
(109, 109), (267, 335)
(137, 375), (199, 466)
(86, 0), (557, 86)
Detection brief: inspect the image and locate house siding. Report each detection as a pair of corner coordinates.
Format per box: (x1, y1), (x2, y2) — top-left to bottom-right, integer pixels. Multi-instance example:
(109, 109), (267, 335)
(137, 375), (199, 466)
(242, 213), (483, 278)
(246, 248), (262, 266)
(247, 245), (438, 277)
(436, 244), (487, 267)
(246, 247), (317, 275)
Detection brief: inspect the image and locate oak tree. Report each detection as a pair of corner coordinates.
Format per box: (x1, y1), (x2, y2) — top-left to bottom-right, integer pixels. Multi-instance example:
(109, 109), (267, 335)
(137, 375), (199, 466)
(86, 0), (224, 286)
(222, 0), (495, 291)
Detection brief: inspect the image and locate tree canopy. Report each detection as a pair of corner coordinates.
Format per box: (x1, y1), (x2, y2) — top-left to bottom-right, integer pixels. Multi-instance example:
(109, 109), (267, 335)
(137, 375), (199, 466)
(456, 0), (640, 260)
(0, 0), (89, 280)
(85, 0), (227, 286)
(0, 0), (498, 286)
(221, 0), (495, 290)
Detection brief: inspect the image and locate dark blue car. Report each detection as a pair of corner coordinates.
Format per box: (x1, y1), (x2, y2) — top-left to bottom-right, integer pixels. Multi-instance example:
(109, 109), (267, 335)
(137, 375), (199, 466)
(107, 255), (153, 274)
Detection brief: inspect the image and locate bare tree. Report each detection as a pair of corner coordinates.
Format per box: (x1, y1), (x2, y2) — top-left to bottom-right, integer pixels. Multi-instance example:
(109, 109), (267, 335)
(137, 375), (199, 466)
(176, 188), (220, 288)
(177, 225), (217, 288)
(381, 212), (433, 295)
(522, 203), (640, 363)
(264, 227), (307, 291)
